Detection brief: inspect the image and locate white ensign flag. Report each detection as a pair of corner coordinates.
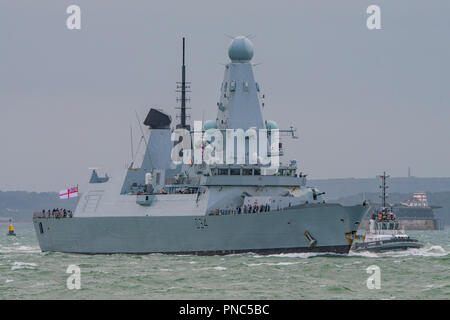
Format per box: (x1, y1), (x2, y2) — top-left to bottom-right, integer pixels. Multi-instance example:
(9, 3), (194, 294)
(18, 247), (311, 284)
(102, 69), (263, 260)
(59, 186), (78, 199)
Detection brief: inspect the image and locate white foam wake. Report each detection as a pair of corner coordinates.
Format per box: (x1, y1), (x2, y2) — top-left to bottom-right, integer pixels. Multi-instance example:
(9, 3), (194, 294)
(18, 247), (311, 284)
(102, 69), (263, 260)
(0, 245), (41, 254)
(11, 262), (38, 270)
(348, 245), (449, 258)
(246, 261), (303, 267)
(264, 252), (347, 259)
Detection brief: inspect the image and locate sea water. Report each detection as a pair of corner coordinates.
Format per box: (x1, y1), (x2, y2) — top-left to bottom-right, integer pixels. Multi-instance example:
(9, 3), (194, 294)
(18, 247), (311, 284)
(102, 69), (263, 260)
(0, 223), (448, 299)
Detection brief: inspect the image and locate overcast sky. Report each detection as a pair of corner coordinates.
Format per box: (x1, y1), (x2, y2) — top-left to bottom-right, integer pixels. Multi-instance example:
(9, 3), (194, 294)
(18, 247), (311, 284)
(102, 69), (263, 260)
(1, 0), (449, 192)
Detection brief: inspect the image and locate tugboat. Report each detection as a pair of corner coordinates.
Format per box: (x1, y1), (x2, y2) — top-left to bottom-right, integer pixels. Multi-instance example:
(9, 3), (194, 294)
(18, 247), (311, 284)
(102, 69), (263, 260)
(7, 219), (16, 236)
(352, 173), (422, 252)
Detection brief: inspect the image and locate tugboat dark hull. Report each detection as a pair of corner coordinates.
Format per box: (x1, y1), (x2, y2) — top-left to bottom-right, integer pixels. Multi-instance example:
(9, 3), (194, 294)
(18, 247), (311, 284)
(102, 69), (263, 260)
(352, 238), (422, 252)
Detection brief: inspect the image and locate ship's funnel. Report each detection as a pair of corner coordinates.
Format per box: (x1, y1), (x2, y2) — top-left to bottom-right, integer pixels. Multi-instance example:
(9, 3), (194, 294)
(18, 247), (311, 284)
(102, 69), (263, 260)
(144, 108), (172, 129)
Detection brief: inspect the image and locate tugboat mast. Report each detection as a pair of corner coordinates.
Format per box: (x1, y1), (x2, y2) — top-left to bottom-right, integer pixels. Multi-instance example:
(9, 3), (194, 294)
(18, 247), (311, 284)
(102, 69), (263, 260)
(379, 171), (390, 209)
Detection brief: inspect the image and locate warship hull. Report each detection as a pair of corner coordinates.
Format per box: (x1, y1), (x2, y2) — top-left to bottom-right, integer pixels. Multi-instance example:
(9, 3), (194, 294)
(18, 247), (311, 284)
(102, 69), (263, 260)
(33, 204), (368, 255)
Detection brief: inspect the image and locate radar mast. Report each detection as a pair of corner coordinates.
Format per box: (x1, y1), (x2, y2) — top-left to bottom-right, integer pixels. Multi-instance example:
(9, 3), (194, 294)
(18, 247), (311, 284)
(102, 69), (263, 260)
(176, 37), (191, 130)
(379, 171), (390, 209)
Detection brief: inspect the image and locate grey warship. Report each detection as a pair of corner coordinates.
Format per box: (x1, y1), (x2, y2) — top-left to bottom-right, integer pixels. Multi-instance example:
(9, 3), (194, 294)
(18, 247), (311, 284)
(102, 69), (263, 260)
(33, 36), (370, 255)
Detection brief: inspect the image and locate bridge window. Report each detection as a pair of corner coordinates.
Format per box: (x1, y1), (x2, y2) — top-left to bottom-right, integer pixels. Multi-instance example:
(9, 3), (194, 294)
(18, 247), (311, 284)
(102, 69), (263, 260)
(254, 168), (261, 175)
(218, 169), (229, 175)
(230, 81), (236, 92)
(230, 168), (241, 175)
(242, 169), (252, 176)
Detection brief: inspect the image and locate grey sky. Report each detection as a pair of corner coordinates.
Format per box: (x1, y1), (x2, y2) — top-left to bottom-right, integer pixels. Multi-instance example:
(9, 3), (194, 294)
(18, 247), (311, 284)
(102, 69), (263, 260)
(1, 0), (449, 192)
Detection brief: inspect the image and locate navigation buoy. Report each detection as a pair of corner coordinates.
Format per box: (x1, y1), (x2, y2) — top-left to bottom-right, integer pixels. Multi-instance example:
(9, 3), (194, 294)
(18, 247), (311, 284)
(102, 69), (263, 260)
(7, 220), (16, 236)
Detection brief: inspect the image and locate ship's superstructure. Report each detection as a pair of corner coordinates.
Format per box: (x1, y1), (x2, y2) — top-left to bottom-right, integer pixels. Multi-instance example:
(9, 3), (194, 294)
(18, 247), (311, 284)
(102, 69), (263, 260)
(32, 36), (369, 254)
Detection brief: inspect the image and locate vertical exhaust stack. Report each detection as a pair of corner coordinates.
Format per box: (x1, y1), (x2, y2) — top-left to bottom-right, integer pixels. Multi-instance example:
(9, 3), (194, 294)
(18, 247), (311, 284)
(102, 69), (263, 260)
(176, 37), (191, 130)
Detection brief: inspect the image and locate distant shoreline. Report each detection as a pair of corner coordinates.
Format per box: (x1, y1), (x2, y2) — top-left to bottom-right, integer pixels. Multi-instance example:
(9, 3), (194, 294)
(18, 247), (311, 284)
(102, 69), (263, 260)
(0, 221), (33, 225)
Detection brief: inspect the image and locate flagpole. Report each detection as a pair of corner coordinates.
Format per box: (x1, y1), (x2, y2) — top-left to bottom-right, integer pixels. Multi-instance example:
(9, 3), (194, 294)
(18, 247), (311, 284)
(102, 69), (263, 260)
(76, 184), (79, 206)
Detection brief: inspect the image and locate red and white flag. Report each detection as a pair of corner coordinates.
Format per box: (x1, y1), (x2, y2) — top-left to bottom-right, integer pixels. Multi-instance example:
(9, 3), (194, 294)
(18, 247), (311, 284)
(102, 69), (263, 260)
(413, 193), (427, 201)
(59, 186), (78, 199)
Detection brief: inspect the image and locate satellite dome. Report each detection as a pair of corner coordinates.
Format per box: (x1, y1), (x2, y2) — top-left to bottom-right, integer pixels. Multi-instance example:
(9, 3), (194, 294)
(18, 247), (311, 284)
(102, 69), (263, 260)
(203, 120), (218, 131)
(265, 120), (278, 130)
(228, 36), (254, 62)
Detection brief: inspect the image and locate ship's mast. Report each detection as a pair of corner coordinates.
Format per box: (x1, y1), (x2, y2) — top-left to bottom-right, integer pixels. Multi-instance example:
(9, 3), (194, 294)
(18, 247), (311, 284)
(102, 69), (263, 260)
(176, 37), (190, 130)
(379, 171), (390, 208)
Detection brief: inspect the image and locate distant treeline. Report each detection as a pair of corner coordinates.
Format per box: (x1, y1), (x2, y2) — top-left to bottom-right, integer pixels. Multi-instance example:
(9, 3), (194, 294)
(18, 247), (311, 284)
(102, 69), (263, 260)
(0, 191), (77, 222)
(335, 191), (450, 226)
(1, 176), (450, 225)
(309, 177), (450, 199)
(308, 176), (450, 226)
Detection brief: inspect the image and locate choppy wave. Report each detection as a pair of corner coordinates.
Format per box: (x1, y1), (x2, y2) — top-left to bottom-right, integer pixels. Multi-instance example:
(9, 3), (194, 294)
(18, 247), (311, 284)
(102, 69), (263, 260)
(388, 245), (448, 257)
(213, 266), (227, 271)
(0, 245), (41, 254)
(1, 225), (449, 299)
(349, 245), (449, 258)
(11, 261), (37, 270)
(246, 261), (303, 267)
(264, 252), (347, 259)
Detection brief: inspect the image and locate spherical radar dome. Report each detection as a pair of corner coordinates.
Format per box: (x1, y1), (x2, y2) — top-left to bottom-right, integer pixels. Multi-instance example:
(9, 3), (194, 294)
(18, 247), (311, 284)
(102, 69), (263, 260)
(265, 120), (278, 130)
(203, 120), (218, 131)
(228, 36), (254, 62)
